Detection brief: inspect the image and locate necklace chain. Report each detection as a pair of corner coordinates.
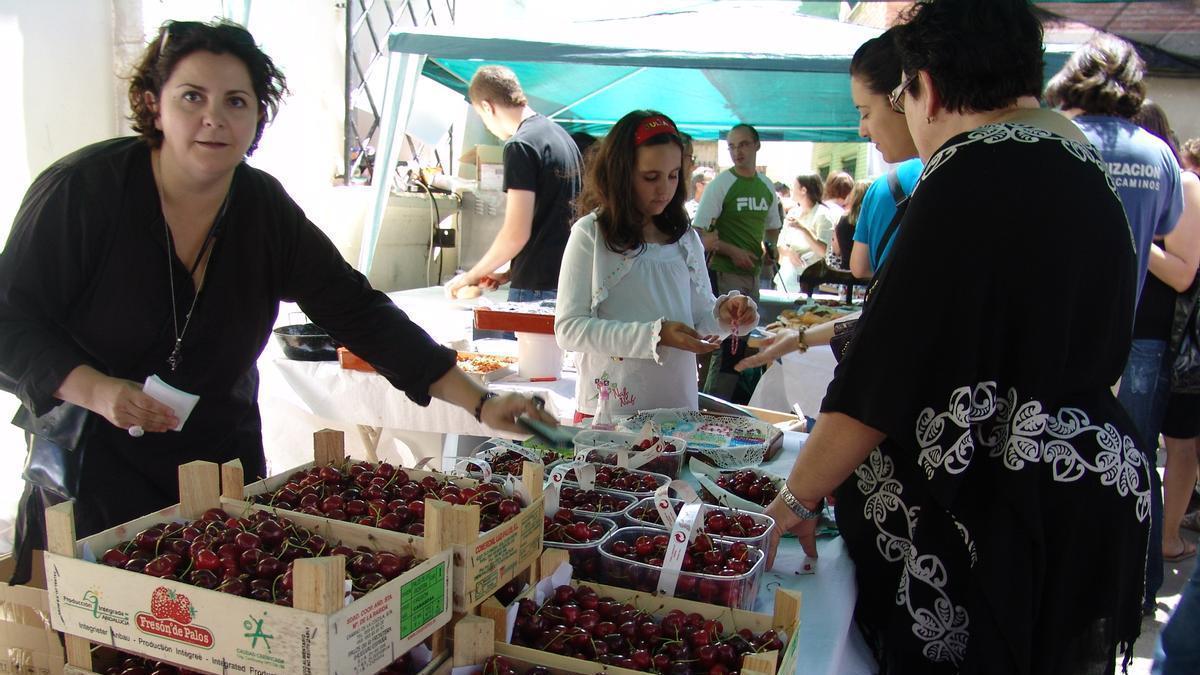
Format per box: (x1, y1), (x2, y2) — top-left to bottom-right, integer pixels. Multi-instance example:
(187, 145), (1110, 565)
(162, 191), (230, 372)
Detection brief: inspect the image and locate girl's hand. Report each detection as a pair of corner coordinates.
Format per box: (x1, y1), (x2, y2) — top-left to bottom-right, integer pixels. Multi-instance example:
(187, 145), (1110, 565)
(734, 328), (800, 372)
(719, 294), (758, 330)
(94, 377), (179, 434)
(659, 321), (720, 354)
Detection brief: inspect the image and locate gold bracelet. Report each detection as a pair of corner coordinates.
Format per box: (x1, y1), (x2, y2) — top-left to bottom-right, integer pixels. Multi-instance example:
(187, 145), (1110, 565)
(795, 325), (808, 353)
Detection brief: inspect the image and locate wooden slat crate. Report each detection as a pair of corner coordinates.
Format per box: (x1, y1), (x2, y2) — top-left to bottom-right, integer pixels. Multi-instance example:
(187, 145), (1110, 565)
(222, 430), (544, 613)
(43, 460), (453, 675)
(0, 582), (64, 675)
(477, 550), (802, 675)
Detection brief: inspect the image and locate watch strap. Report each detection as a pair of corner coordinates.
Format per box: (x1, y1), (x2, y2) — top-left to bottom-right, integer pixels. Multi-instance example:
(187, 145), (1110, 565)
(781, 484), (822, 520)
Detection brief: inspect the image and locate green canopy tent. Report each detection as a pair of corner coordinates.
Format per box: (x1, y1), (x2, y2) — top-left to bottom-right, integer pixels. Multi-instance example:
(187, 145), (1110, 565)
(358, 4), (1079, 275)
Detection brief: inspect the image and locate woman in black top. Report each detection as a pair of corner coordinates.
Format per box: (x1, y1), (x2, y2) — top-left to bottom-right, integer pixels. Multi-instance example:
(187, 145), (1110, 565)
(831, 180), (868, 274)
(0, 20), (552, 582)
(762, 1), (1150, 671)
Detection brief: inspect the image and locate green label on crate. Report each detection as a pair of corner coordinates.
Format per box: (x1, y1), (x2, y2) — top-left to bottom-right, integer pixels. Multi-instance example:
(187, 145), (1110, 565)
(400, 562), (446, 638)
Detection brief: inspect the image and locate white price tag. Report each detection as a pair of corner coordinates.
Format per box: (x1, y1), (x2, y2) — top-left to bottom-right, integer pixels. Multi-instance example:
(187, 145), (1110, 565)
(653, 480), (701, 528)
(454, 458), (493, 483)
(628, 422), (668, 470)
(545, 461), (594, 516)
(503, 474), (532, 505)
(656, 501), (704, 598)
(550, 460), (596, 491)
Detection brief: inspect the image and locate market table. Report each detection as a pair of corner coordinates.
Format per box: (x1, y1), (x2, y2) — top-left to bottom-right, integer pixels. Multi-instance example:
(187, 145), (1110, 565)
(688, 430), (875, 675)
(273, 358), (577, 460)
(272, 286), (576, 460)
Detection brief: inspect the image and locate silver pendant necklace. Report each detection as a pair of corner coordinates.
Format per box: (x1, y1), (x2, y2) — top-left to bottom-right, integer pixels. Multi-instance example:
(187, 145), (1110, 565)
(163, 192), (230, 371)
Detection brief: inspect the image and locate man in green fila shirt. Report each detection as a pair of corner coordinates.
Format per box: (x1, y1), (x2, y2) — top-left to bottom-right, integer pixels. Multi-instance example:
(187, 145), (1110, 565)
(693, 123), (781, 401)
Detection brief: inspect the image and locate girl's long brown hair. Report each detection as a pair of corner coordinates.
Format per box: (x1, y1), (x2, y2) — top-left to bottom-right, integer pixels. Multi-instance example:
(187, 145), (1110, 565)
(575, 110), (690, 254)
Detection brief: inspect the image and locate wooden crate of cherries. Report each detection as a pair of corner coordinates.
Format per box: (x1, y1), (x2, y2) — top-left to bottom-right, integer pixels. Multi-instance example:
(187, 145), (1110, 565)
(44, 460), (453, 675)
(223, 429), (544, 612)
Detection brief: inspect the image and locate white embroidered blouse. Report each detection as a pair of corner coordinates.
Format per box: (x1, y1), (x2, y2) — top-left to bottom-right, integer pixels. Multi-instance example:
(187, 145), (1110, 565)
(555, 212), (748, 415)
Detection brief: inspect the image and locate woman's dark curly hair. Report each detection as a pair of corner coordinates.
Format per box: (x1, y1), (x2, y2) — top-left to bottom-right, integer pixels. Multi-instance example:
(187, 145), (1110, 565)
(128, 19), (287, 155)
(575, 110), (689, 254)
(1044, 34), (1146, 119)
(892, 0), (1045, 114)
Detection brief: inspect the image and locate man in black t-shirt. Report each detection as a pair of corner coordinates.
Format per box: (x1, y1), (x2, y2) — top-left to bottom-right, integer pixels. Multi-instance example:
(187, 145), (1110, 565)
(446, 66), (582, 301)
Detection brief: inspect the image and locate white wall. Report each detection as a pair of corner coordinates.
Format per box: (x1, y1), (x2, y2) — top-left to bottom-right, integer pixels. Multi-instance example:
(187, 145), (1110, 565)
(0, 2), (117, 241)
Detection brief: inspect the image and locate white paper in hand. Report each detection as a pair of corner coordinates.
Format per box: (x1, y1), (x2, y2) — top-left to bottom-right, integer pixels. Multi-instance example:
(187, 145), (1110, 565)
(143, 375), (200, 431)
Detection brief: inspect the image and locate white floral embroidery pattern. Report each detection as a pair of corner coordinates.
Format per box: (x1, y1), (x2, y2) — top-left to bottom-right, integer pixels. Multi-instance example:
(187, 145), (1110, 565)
(918, 123), (1121, 204)
(856, 382), (1150, 665)
(855, 450), (970, 664)
(917, 382), (1152, 522)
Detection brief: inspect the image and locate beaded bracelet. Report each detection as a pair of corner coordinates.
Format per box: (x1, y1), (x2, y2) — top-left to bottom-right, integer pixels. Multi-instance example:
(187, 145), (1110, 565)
(474, 391), (499, 422)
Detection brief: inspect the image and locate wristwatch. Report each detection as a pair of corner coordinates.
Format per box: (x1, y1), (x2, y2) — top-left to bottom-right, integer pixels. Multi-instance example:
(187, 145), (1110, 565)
(780, 484), (822, 520)
(474, 391), (499, 422)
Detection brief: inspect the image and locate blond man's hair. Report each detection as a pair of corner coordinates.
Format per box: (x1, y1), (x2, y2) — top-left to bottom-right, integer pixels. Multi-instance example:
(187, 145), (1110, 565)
(468, 65), (527, 108)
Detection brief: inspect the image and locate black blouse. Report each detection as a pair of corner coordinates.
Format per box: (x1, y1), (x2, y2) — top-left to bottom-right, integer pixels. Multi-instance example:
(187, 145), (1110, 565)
(821, 124), (1149, 671)
(0, 138), (455, 506)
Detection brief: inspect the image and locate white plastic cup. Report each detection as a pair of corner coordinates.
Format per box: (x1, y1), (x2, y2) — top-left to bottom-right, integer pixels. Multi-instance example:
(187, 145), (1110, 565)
(515, 332), (562, 379)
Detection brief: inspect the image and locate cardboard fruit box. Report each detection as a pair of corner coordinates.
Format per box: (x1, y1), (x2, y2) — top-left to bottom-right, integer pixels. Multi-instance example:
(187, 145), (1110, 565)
(478, 550), (802, 675)
(43, 461), (453, 675)
(0, 581), (64, 675)
(222, 430), (545, 613)
(62, 641), (451, 675)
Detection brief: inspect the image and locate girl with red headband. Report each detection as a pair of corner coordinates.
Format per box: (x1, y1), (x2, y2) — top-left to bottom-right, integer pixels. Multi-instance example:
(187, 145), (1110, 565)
(554, 110), (758, 419)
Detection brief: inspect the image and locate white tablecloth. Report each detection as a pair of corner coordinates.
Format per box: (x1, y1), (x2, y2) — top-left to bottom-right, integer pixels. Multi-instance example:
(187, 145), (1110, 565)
(273, 359), (577, 438)
(273, 286), (578, 436)
(744, 431), (875, 675)
(748, 345), (838, 419)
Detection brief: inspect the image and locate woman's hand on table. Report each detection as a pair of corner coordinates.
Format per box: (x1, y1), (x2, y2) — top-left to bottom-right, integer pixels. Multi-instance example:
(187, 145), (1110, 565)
(734, 328), (799, 372)
(480, 392), (558, 435)
(764, 495), (819, 570)
(718, 294), (758, 331)
(660, 321), (720, 354)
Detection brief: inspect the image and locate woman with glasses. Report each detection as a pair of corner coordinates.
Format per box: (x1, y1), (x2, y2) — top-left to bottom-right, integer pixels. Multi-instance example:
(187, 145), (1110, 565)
(0, 19), (553, 583)
(760, 1), (1150, 671)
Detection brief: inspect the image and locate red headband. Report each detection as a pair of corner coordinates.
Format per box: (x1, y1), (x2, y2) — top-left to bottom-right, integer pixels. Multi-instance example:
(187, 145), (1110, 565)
(634, 115), (678, 147)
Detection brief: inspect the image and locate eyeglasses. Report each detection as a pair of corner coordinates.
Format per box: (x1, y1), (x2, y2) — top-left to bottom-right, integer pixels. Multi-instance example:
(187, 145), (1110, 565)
(889, 73), (917, 114)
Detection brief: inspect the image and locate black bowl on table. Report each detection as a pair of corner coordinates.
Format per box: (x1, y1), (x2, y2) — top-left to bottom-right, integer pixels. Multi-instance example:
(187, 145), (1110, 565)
(272, 323), (338, 361)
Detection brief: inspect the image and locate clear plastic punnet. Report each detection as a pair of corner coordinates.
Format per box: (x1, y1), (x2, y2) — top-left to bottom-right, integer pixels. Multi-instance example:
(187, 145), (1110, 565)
(599, 526), (765, 610)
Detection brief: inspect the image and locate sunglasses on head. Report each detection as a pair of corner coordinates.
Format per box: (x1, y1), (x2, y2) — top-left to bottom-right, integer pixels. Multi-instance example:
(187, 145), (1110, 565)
(158, 20), (255, 55)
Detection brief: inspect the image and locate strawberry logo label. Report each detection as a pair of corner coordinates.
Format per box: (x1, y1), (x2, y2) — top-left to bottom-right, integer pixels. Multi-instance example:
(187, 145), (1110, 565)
(135, 586), (214, 648)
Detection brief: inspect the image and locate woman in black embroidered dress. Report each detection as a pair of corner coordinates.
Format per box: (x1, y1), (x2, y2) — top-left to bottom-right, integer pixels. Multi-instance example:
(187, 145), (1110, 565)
(761, 1), (1151, 672)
